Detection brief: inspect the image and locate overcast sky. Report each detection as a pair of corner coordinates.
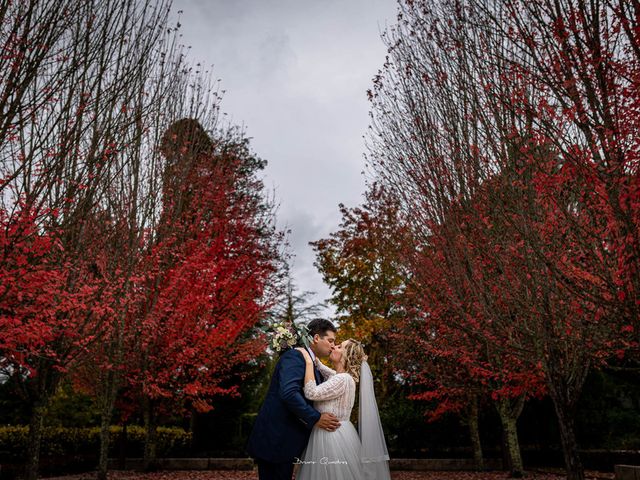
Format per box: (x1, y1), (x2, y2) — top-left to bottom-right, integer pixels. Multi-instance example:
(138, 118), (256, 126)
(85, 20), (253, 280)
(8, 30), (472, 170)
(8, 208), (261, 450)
(173, 0), (397, 312)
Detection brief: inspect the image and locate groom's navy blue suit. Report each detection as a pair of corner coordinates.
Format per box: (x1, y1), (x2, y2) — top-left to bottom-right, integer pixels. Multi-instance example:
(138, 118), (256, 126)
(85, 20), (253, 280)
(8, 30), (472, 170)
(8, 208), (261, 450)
(246, 347), (323, 480)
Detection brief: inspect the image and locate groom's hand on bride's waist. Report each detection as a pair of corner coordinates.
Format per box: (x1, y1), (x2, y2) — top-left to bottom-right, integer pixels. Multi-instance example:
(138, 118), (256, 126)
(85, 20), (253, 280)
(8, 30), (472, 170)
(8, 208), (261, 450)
(315, 412), (340, 432)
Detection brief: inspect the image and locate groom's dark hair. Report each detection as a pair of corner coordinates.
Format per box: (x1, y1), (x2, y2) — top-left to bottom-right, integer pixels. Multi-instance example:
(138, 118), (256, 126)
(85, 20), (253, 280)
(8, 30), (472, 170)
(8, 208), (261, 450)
(307, 318), (337, 338)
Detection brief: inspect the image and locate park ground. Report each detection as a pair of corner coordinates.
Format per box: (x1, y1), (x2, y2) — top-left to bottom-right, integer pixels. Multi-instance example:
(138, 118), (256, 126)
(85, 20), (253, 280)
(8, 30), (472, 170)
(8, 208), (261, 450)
(42, 469), (615, 480)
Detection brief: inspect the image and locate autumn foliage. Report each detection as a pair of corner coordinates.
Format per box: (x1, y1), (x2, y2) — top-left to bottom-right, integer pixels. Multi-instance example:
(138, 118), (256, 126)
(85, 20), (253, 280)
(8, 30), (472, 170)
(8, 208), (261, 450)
(126, 123), (279, 415)
(344, 0), (640, 478)
(0, 1), (282, 478)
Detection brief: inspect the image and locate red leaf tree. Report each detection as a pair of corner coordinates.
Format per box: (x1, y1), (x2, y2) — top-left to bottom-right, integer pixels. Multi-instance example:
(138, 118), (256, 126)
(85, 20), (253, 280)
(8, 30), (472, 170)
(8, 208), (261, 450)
(311, 185), (411, 404)
(366, 1), (638, 478)
(0, 202), (126, 479)
(123, 120), (281, 468)
(0, 1), (178, 477)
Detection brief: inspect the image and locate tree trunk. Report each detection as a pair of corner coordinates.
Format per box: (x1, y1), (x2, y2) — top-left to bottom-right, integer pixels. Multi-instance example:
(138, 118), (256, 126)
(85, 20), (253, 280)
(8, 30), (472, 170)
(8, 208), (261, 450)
(97, 409), (111, 480)
(26, 400), (47, 480)
(496, 397), (524, 478)
(118, 423), (128, 470)
(500, 428), (509, 471)
(467, 396), (484, 470)
(97, 369), (119, 480)
(548, 385), (585, 480)
(143, 397), (159, 471)
(544, 350), (589, 480)
(97, 321), (127, 480)
(188, 407), (198, 451)
(98, 290), (129, 480)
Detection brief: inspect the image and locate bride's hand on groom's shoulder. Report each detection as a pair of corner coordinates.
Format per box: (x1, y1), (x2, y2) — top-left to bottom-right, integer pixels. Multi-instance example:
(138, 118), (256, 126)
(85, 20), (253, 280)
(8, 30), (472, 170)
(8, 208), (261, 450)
(295, 347), (312, 364)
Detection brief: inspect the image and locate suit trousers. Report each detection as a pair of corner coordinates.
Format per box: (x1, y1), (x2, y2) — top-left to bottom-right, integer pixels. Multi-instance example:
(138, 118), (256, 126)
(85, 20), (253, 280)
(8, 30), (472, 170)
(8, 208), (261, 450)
(256, 459), (295, 480)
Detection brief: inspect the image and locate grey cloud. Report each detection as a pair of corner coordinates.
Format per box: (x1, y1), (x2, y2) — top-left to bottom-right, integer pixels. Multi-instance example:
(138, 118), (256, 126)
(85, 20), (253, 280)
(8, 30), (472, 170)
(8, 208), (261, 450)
(258, 33), (297, 78)
(174, 0), (397, 308)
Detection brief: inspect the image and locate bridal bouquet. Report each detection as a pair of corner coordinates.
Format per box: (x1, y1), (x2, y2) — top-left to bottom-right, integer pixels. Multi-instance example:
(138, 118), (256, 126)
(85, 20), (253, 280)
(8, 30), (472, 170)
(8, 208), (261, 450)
(269, 320), (311, 352)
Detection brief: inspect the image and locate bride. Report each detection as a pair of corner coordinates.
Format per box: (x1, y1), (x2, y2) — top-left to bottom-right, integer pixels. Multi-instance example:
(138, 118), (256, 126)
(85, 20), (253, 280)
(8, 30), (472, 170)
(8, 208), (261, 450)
(294, 339), (391, 480)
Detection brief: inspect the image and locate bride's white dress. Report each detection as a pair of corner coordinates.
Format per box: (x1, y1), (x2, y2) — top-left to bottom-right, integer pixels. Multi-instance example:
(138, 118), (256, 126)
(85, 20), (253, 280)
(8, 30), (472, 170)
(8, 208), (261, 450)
(296, 361), (364, 480)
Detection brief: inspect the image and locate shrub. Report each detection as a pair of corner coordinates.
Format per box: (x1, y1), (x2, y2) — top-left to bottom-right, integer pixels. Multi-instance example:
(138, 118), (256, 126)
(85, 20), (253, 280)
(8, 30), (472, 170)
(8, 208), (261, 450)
(0, 425), (192, 461)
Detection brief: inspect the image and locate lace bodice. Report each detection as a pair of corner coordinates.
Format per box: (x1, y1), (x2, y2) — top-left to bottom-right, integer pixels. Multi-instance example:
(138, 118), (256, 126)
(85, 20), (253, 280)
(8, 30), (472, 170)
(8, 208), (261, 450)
(303, 360), (356, 422)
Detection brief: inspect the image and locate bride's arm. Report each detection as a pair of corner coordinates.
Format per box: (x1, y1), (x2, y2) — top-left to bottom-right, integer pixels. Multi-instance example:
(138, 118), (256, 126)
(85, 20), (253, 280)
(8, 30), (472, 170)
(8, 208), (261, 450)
(303, 373), (346, 401)
(315, 359), (336, 379)
(296, 348), (316, 386)
(295, 348), (346, 401)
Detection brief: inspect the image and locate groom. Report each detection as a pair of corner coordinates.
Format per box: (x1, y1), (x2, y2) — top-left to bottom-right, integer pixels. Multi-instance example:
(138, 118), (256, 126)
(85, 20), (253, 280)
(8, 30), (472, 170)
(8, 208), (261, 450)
(246, 318), (341, 480)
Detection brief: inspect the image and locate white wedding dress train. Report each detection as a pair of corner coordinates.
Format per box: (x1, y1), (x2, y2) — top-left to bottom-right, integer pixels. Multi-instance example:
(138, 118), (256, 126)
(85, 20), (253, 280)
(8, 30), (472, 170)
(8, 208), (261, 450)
(296, 361), (390, 480)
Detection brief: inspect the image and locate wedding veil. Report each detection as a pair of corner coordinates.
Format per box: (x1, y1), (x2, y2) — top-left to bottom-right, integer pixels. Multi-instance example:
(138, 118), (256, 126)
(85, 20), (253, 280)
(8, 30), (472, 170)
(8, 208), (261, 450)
(358, 360), (391, 480)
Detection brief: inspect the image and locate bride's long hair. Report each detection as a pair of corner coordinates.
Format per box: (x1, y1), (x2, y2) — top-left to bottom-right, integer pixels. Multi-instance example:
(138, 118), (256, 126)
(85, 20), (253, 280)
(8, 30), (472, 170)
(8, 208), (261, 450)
(343, 339), (366, 383)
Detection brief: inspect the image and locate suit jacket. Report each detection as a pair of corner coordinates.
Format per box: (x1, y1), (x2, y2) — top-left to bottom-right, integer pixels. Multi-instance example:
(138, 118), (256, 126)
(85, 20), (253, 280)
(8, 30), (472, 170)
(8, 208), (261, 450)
(246, 347), (323, 463)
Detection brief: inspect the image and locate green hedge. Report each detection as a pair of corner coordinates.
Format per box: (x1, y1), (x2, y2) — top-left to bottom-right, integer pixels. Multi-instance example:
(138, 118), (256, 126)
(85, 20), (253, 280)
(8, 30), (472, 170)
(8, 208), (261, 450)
(0, 425), (192, 461)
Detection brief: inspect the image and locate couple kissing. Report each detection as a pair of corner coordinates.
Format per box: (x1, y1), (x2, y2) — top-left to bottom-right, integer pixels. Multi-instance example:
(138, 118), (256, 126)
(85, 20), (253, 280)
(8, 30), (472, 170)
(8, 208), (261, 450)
(246, 318), (391, 480)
